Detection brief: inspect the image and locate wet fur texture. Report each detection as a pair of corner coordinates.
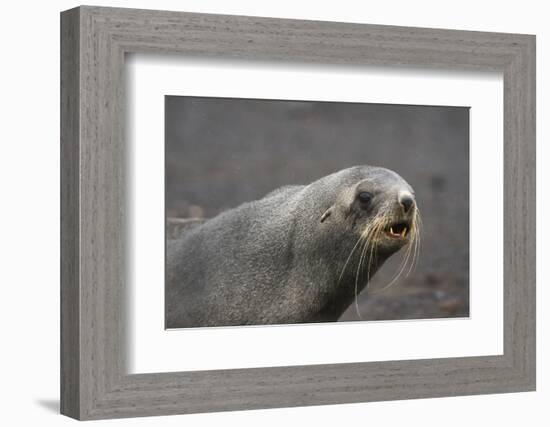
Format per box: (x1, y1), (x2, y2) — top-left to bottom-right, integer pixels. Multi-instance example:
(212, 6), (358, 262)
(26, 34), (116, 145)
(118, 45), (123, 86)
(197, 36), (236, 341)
(166, 165), (415, 328)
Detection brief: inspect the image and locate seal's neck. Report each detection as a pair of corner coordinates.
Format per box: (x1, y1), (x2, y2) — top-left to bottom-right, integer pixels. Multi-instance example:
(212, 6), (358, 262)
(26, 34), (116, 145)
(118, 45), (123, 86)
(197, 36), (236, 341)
(315, 233), (392, 321)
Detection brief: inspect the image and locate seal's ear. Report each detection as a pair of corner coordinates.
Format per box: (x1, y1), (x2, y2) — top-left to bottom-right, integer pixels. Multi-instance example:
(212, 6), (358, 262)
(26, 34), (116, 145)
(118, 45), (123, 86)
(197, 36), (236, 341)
(320, 206), (333, 223)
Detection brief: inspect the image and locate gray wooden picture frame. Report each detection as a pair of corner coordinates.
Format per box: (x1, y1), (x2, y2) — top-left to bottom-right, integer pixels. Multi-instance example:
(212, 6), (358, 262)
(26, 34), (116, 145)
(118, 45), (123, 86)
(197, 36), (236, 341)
(60, 5), (536, 420)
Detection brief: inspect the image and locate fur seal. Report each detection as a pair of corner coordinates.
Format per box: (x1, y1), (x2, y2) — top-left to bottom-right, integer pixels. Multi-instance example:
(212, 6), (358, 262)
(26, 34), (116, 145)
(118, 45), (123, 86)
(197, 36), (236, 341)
(166, 165), (419, 328)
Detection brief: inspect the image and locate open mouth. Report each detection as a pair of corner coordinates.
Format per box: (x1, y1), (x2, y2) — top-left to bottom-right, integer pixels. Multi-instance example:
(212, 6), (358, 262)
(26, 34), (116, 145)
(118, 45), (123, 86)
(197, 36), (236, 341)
(386, 222), (410, 238)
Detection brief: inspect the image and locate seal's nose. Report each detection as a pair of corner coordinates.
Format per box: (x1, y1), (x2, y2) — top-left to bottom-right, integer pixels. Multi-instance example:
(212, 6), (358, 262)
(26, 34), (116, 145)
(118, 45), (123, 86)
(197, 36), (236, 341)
(398, 192), (415, 213)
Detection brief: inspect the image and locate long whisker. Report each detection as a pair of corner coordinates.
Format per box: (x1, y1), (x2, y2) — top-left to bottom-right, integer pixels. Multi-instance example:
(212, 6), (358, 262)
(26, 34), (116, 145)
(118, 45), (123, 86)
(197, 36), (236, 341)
(338, 209), (389, 287)
(356, 216), (387, 317)
(354, 237), (370, 319)
(337, 233), (366, 285)
(354, 220), (379, 318)
(407, 209), (422, 275)
(365, 218), (385, 287)
(415, 210), (422, 266)
(371, 233), (414, 294)
(353, 214), (384, 318)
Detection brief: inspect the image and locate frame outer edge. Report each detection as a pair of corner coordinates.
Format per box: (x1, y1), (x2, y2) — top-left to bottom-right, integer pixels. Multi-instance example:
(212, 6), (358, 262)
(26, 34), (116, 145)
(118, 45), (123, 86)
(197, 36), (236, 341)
(527, 35), (536, 390)
(502, 34), (536, 390)
(60, 6), (81, 420)
(519, 34), (536, 389)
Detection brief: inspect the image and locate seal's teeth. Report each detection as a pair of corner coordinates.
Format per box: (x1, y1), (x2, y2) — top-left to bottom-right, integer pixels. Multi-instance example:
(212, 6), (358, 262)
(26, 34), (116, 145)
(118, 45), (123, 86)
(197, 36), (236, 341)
(388, 225), (408, 238)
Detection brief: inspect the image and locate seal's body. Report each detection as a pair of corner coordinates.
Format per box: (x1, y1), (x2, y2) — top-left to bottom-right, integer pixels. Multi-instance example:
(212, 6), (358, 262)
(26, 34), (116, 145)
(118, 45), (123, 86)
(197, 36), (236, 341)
(166, 166), (418, 328)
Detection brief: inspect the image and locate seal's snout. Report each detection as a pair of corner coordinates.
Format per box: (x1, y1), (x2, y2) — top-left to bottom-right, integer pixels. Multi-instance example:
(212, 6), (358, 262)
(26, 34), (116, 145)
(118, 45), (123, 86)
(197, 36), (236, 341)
(398, 191), (415, 214)
(382, 190), (416, 240)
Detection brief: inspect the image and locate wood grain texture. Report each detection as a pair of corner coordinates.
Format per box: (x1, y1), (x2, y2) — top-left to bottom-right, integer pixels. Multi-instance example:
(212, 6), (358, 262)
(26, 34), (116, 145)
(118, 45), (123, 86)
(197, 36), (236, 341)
(60, 5), (536, 420)
(60, 7), (80, 419)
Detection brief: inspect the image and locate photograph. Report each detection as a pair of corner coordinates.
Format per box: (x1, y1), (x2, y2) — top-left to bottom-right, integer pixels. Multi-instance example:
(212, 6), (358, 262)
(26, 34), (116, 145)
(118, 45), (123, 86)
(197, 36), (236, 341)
(164, 96), (470, 328)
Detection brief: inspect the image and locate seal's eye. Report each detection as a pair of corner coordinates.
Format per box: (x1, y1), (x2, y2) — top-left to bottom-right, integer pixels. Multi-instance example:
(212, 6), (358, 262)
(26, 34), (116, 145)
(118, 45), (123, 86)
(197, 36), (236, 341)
(357, 191), (373, 205)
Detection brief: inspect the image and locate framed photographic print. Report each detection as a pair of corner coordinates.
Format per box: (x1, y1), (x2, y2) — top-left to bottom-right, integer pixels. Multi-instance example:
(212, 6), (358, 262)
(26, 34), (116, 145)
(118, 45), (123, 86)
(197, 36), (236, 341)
(60, 6), (536, 420)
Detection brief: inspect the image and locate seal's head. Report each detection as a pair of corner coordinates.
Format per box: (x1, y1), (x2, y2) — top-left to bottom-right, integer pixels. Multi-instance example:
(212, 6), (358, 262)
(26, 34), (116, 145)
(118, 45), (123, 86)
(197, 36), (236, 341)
(350, 167), (417, 254)
(322, 166), (418, 245)
(320, 165), (420, 276)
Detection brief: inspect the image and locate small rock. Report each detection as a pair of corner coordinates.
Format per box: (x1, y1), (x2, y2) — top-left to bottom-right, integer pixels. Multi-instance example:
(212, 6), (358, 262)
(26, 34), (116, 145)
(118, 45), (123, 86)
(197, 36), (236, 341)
(426, 272), (443, 286)
(438, 297), (462, 314)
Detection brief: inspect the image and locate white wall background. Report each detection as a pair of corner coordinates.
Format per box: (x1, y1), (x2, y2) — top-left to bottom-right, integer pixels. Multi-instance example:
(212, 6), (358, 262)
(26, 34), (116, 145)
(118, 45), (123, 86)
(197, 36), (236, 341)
(0, 0), (546, 425)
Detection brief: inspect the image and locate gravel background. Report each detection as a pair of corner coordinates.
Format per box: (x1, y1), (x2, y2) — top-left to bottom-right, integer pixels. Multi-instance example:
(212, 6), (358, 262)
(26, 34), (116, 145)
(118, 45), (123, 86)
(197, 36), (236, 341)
(165, 96), (470, 321)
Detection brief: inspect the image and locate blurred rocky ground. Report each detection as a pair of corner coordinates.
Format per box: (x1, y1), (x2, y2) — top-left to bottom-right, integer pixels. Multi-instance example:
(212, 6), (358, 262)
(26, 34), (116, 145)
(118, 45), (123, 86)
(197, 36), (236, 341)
(165, 96), (470, 321)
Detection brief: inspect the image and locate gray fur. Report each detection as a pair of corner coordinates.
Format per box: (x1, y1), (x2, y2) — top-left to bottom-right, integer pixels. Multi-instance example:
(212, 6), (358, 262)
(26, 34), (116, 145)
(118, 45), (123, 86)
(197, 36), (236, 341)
(166, 165), (415, 328)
